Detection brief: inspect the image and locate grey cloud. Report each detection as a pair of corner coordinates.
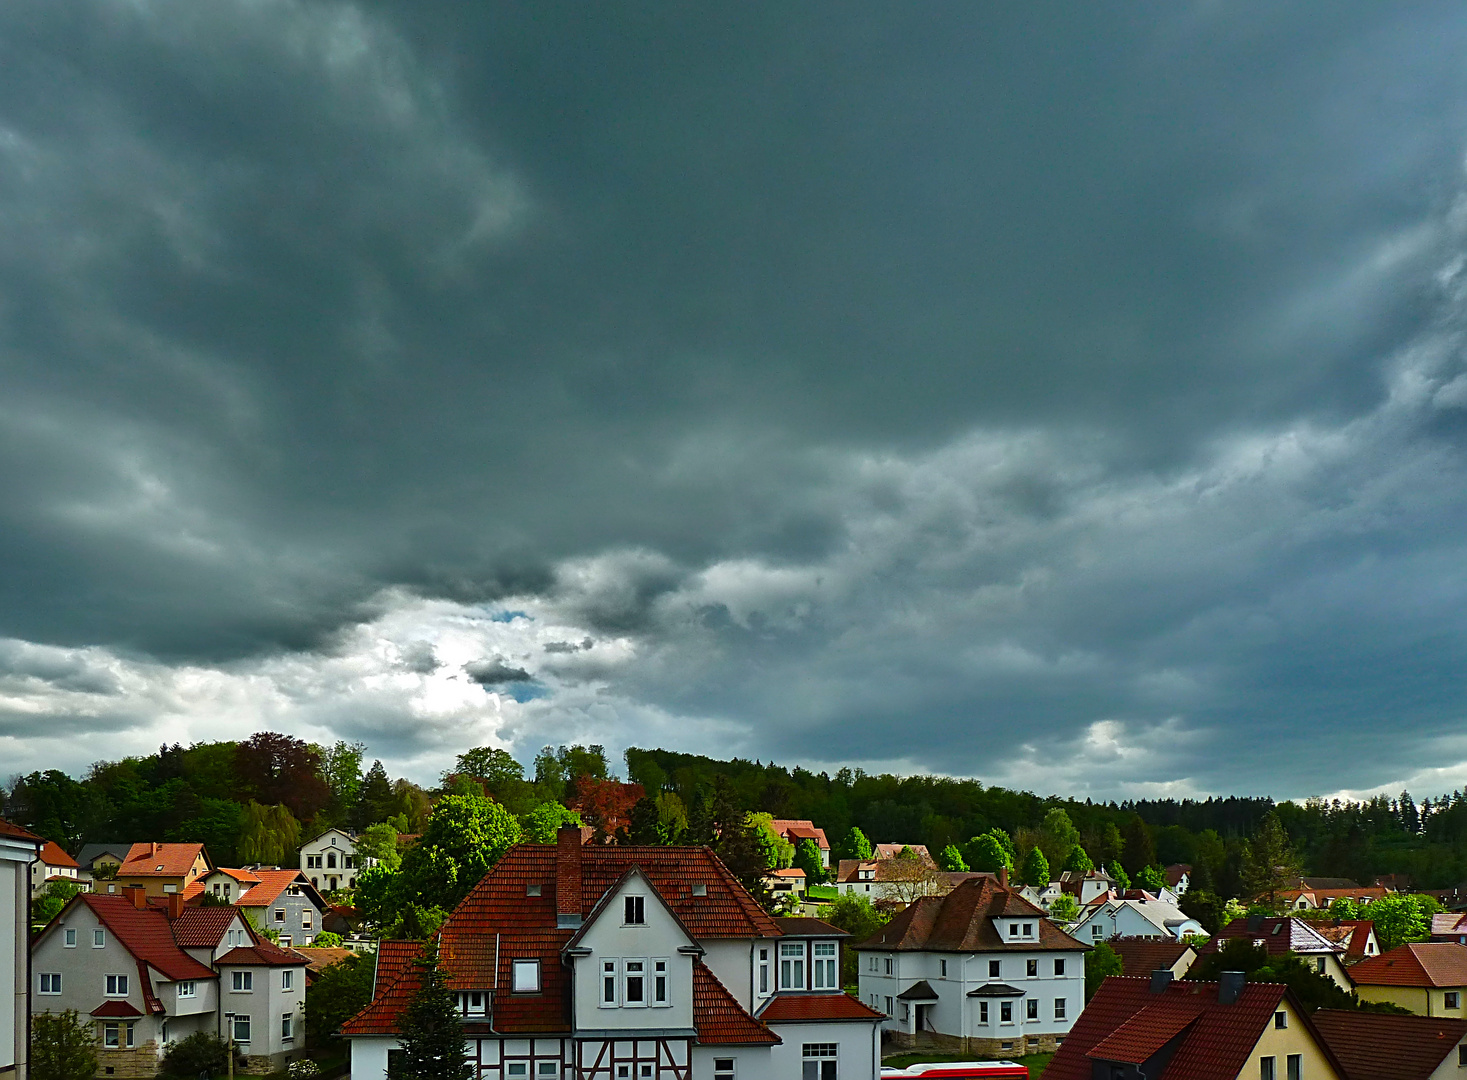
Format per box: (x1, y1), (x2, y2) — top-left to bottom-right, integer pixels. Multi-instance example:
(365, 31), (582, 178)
(464, 658), (533, 686)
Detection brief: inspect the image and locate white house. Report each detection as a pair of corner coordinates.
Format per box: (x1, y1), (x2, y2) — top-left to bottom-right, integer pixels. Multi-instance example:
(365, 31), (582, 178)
(853, 871), (1089, 1058)
(344, 827), (884, 1079)
(299, 828), (371, 892)
(1, 819), (43, 1080)
(1070, 897), (1205, 944)
(30, 841), (81, 897)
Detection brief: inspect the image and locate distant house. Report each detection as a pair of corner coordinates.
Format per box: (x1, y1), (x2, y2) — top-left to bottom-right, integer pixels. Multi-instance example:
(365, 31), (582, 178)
(1057, 869), (1118, 906)
(2, 818), (44, 1080)
(1071, 896), (1206, 944)
(768, 819), (831, 868)
(1108, 937), (1197, 980)
(291, 947), (356, 986)
(1281, 886), (1393, 911)
(1164, 863), (1192, 896)
(765, 866), (807, 901)
(113, 843), (212, 899)
(1432, 913), (1467, 945)
(1312, 1009), (1467, 1080)
(200, 866), (262, 903)
(1313, 920), (1381, 963)
(835, 858), (990, 902)
(873, 843), (934, 863)
(30, 840), (81, 897)
(233, 870), (329, 948)
(1045, 972), (1346, 1080)
(76, 843), (132, 888)
(1200, 915), (1353, 991)
(1373, 873), (1413, 892)
(299, 828), (370, 893)
(1350, 943), (1467, 1017)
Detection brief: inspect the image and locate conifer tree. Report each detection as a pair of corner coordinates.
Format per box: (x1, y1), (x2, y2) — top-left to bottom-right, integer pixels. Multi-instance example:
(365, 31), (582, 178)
(1241, 811), (1300, 905)
(390, 941), (473, 1080)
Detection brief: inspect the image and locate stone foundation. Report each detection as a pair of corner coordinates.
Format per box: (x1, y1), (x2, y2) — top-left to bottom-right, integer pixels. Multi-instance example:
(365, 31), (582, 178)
(94, 1040), (161, 1079)
(883, 1030), (1064, 1058)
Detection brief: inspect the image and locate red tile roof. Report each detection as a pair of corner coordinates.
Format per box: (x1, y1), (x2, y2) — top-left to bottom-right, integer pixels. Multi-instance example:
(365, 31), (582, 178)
(374, 941), (424, 996)
(1046, 977), (1338, 1080)
(769, 819), (830, 850)
(1313, 920), (1376, 961)
(217, 941), (306, 967)
(90, 1001), (144, 1018)
(72, 895), (217, 983)
(694, 963), (779, 1044)
(0, 818), (42, 842)
(38, 841), (78, 868)
(119, 843), (208, 878)
(1349, 943), (1467, 987)
(341, 952), (423, 1037)
(1200, 916), (1343, 958)
(756, 992), (884, 1024)
(235, 868), (319, 909)
(167, 906), (245, 949)
(1312, 1009), (1467, 1080)
(213, 867), (262, 885)
(1109, 937), (1196, 978)
(854, 877), (1089, 954)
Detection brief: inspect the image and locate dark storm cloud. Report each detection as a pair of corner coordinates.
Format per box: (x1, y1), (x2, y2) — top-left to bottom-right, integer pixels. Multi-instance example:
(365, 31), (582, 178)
(5, 0), (1467, 793)
(464, 658), (533, 687)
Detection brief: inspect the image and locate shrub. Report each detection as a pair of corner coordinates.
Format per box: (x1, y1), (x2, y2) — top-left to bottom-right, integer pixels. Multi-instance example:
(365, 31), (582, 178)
(160, 1031), (230, 1078)
(31, 1010), (97, 1080)
(312, 931), (344, 947)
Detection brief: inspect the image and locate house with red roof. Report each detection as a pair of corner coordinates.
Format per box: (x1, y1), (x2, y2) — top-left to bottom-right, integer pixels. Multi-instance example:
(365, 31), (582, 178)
(1199, 915), (1353, 991)
(1312, 1009), (1467, 1080)
(1045, 971), (1345, 1080)
(1431, 912), (1467, 945)
(852, 870), (1090, 1058)
(769, 819), (831, 868)
(1350, 943), (1467, 1017)
(29, 840), (81, 897)
(342, 826), (883, 1080)
(1312, 920), (1380, 964)
(114, 843), (212, 899)
(231, 869), (328, 948)
(30, 885), (307, 1074)
(1108, 937), (1197, 980)
(2, 817), (44, 1080)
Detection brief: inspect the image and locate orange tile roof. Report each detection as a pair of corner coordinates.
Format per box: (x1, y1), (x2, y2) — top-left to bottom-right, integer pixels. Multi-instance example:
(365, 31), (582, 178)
(769, 819), (829, 849)
(235, 868), (318, 908)
(1350, 943), (1467, 987)
(0, 818), (42, 842)
(694, 963), (779, 1044)
(119, 843), (207, 878)
(293, 947), (357, 974)
(1312, 1009), (1467, 1080)
(217, 941), (306, 967)
(38, 841), (78, 868)
(213, 867), (262, 885)
(1313, 920), (1375, 961)
(756, 992), (884, 1024)
(374, 941), (424, 995)
(854, 877), (1089, 953)
(70, 894), (217, 983)
(341, 950), (423, 1037)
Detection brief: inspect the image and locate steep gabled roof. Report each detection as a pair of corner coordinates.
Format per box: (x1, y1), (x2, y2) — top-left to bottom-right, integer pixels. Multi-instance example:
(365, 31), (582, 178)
(374, 941), (423, 996)
(235, 869), (324, 910)
(1349, 942), (1467, 987)
(341, 952), (423, 1037)
(1083, 897), (1195, 935)
(694, 963), (779, 1044)
(1313, 920), (1376, 961)
(853, 876), (1088, 953)
(210, 867), (262, 885)
(1201, 916), (1343, 958)
(38, 841), (78, 868)
(167, 906), (245, 949)
(768, 820), (829, 849)
(1311, 1009), (1467, 1080)
(71, 894), (217, 983)
(119, 843), (208, 878)
(217, 941), (306, 967)
(0, 819), (42, 843)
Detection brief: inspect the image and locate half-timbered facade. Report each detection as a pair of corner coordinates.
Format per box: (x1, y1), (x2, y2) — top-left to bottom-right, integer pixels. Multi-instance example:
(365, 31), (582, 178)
(344, 827), (884, 1079)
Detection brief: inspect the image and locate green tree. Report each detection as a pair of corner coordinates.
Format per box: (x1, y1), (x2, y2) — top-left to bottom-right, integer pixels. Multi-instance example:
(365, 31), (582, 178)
(654, 792), (688, 843)
(937, 844), (969, 872)
(965, 829), (1015, 873)
(795, 838), (827, 883)
(1120, 815), (1157, 876)
(159, 1031), (229, 1078)
(708, 776), (772, 908)
(1021, 846), (1050, 888)
(522, 802), (583, 844)
(842, 827), (873, 861)
(1136, 865), (1168, 893)
(1089, 821), (1125, 868)
(1241, 812), (1300, 904)
(237, 801), (301, 865)
(390, 942), (474, 1080)
(1063, 846), (1094, 875)
(31, 880), (81, 928)
(1180, 889), (1227, 935)
(819, 894), (890, 985)
(1040, 808), (1081, 869)
(357, 760), (396, 828)
(1188, 938), (1405, 1014)
(396, 794), (523, 912)
(320, 740), (366, 824)
(1086, 942), (1123, 1002)
(312, 931), (344, 947)
(357, 821), (403, 871)
(749, 813), (795, 869)
(1369, 893), (1438, 951)
(31, 1010), (97, 1080)
(305, 949), (376, 1047)
(1328, 896), (1359, 920)
(1048, 893), (1080, 922)
(626, 795), (663, 845)
(452, 747), (524, 790)
(1106, 862), (1131, 892)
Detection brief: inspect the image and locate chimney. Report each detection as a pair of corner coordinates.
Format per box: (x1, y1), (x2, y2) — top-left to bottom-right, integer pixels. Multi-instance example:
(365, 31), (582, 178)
(123, 884), (147, 910)
(998, 866), (1009, 890)
(556, 826), (583, 929)
(1149, 969), (1174, 994)
(1218, 970), (1246, 1005)
(167, 892), (186, 921)
(150, 842), (158, 857)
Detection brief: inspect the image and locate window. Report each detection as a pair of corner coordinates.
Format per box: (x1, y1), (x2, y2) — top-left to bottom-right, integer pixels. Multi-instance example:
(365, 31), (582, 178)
(327, 853), (337, 868)
(282, 970), (294, 991)
(274, 909), (286, 923)
(39, 973), (62, 995)
(939, 959), (947, 978)
(692, 883), (707, 897)
(538, 1066), (557, 1078)
(1054, 998), (1066, 1019)
(103, 1023), (122, 1049)
(1026, 999), (1038, 1020)
(1092, 925), (1103, 938)
(884, 957), (892, 976)
(653, 959), (668, 1005)
(885, 996), (893, 1015)
(989, 960), (1001, 978)
(1459, 1046), (1467, 1067)
(1001, 1001), (1013, 1023)
(1023, 923), (1034, 938)
(512, 959), (541, 994)
(64, 929), (76, 948)
(1260, 1057), (1276, 1080)
(1286, 1055), (1301, 1080)
(602, 961), (618, 1005)
(1274, 1011), (1287, 1029)
(301, 912), (312, 929)
(93, 929), (105, 948)
(281, 1013), (293, 1042)
(1009, 923), (1020, 938)
(527, 884), (542, 896)
(714, 1058), (735, 1080)
(455, 992), (487, 1016)
(1447, 992), (1461, 1010)
(814, 943), (837, 989)
(232, 971), (253, 992)
(624, 896), (645, 924)
(164, 884), (177, 894)
(625, 960), (646, 1005)
(233, 1015), (251, 1043)
(1315, 957), (1325, 974)
(507, 1068), (527, 1078)
(179, 982), (196, 998)
(802, 1042), (837, 1080)
(759, 948), (770, 994)
(1027, 959), (1038, 978)
(1055, 959), (1065, 977)
(105, 974), (128, 996)
(979, 1001), (989, 1023)
(781, 942), (806, 989)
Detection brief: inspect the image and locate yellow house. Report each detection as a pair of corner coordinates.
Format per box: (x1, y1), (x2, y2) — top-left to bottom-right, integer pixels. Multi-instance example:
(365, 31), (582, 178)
(1312, 1010), (1467, 1080)
(1350, 942), (1467, 1017)
(1044, 972), (1345, 1080)
(110, 841), (212, 898)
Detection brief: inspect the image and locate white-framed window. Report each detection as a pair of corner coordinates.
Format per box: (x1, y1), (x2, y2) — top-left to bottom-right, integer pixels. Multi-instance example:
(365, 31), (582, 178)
(1026, 959), (1037, 978)
(1274, 1011), (1287, 1029)
(813, 943), (837, 989)
(802, 1042), (837, 1080)
(979, 1001), (989, 1023)
(274, 909), (286, 923)
(537, 1065), (557, 1078)
(1054, 997), (1066, 1019)
(282, 970), (294, 991)
(884, 957), (892, 976)
(302, 911), (312, 929)
(1260, 1056), (1276, 1080)
(233, 1015), (251, 1043)
(989, 960), (1001, 978)
(64, 929), (77, 948)
(164, 884), (177, 894)
(624, 896), (646, 925)
(653, 959), (669, 1005)
(93, 929), (105, 948)
(1009, 922), (1019, 938)
(781, 942), (806, 989)
(1023, 923), (1034, 938)
(280, 936), (293, 948)
(885, 996), (893, 1015)
(624, 959), (646, 1006)
(455, 992), (487, 1016)
(281, 1013), (293, 1042)
(602, 960), (618, 1006)
(105, 974), (128, 996)
(1447, 992), (1461, 1010)
(179, 981), (196, 998)
(507, 1067), (527, 1078)
(1000, 1001), (1013, 1023)
(1286, 1054), (1301, 1080)
(232, 971), (253, 992)
(1026, 998), (1038, 1020)
(714, 1057), (736, 1080)
(759, 948), (771, 994)
(102, 1022), (134, 1049)
(512, 959), (541, 994)
(39, 973), (62, 994)
(867, 956), (877, 973)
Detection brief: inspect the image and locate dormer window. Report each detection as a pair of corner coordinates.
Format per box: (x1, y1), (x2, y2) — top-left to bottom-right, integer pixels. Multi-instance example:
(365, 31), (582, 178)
(1023, 923), (1034, 938)
(624, 896), (645, 925)
(455, 991), (488, 1016)
(511, 960), (541, 994)
(1009, 923), (1020, 938)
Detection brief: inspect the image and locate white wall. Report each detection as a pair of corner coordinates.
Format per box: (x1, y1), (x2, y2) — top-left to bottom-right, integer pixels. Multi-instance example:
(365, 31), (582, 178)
(766, 1019), (881, 1080)
(701, 939), (757, 1011)
(350, 1035), (397, 1080)
(0, 835), (35, 1078)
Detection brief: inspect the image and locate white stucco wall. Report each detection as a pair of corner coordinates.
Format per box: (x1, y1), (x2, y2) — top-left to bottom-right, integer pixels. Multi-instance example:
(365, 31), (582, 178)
(766, 1019), (881, 1080)
(1, 833), (38, 1079)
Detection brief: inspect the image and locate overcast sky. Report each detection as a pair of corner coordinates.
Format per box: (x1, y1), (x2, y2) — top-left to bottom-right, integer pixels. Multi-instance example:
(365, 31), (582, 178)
(6, 1), (1467, 800)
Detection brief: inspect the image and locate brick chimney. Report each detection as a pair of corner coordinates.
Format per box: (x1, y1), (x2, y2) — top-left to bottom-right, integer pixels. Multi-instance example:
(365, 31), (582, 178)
(556, 826), (583, 929)
(166, 892), (186, 921)
(122, 884), (147, 910)
(998, 865), (1008, 890)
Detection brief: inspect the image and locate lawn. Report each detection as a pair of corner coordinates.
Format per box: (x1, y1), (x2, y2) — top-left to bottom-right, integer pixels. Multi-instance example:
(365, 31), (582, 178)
(881, 1050), (1054, 1077)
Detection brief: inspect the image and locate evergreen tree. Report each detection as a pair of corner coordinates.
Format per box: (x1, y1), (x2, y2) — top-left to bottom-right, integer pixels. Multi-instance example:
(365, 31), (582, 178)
(1241, 812), (1300, 904)
(626, 795), (663, 845)
(1400, 791), (1420, 835)
(1120, 815), (1156, 876)
(357, 760), (395, 828)
(708, 776), (772, 908)
(795, 837), (827, 883)
(390, 942), (474, 1080)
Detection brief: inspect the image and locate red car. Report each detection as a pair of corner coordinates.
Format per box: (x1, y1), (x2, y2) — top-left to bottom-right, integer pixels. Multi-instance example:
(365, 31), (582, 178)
(881, 1063), (1029, 1079)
